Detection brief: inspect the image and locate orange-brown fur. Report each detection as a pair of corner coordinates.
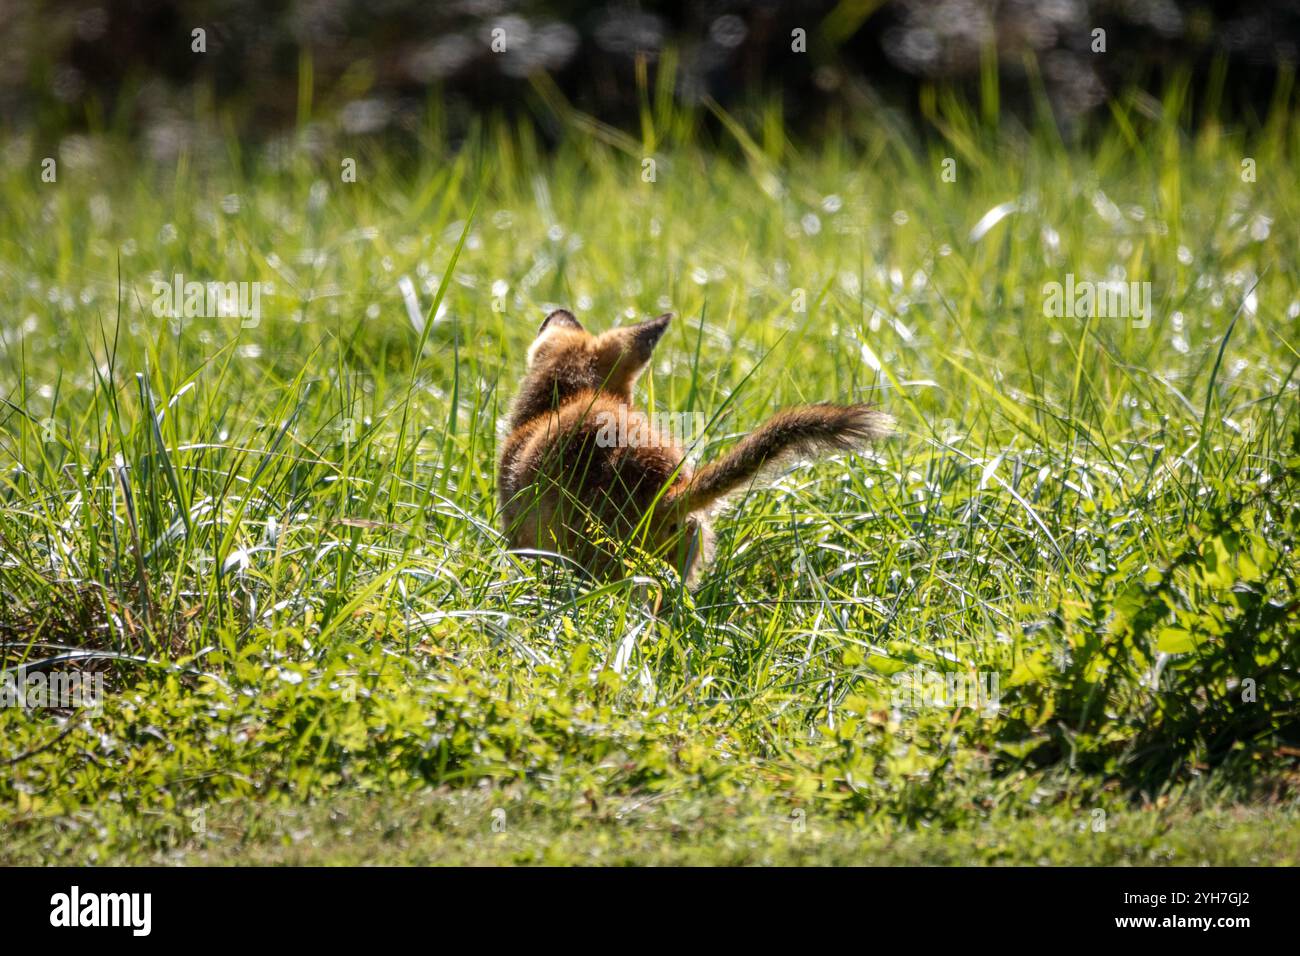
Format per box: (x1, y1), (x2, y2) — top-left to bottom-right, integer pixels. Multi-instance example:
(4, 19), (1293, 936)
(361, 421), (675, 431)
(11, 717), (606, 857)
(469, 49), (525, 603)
(499, 309), (892, 583)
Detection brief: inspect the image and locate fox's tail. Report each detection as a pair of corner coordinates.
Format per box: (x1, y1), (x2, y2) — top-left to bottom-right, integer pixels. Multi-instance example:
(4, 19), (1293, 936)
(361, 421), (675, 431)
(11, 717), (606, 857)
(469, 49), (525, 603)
(670, 403), (892, 513)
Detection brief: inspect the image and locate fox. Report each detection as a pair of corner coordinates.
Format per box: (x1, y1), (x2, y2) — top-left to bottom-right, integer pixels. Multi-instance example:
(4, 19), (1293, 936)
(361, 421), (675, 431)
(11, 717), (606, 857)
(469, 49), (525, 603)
(498, 309), (893, 584)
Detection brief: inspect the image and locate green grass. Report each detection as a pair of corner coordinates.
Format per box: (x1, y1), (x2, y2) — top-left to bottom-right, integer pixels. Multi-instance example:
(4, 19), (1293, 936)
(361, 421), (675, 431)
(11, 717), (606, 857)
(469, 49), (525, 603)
(5, 790), (1298, 866)
(1, 72), (1298, 864)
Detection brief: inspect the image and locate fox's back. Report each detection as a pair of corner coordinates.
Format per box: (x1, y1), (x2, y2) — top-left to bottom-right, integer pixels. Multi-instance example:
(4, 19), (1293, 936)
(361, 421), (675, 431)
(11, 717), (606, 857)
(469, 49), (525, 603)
(499, 391), (688, 558)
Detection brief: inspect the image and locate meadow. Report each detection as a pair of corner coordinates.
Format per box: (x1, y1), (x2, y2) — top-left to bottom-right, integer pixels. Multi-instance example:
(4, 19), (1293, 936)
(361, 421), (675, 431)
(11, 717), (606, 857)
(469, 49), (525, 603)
(1, 71), (1297, 864)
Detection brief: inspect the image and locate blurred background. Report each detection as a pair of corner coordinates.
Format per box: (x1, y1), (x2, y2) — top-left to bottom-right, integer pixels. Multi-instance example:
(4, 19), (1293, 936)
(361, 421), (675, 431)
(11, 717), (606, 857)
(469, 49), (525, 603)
(2, 0), (1297, 157)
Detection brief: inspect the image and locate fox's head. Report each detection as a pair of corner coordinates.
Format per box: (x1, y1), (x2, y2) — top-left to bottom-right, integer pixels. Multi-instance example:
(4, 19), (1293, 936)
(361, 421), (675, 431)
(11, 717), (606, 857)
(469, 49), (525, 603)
(512, 309), (672, 423)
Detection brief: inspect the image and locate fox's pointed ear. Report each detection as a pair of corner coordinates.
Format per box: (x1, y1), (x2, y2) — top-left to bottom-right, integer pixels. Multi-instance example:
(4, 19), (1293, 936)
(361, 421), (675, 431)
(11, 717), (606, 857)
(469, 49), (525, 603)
(528, 309), (584, 367)
(627, 312), (672, 361)
(538, 309), (583, 335)
(599, 313), (673, 391)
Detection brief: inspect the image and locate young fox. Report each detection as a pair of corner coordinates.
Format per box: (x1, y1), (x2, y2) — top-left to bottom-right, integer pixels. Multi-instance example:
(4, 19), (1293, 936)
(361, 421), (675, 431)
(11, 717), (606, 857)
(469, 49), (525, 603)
(498, 309), (892, 582)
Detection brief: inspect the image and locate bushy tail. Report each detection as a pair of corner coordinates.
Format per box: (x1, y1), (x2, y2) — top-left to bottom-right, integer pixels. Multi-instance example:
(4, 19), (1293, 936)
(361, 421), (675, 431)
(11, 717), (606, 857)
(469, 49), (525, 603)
(671, 403), (892, 513)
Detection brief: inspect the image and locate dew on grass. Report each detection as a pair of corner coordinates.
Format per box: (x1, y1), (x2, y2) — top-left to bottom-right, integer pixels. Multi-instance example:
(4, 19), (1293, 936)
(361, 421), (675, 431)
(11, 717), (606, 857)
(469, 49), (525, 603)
(223, 549), (250, 576)
(398, 276), (423, 332)
(1091, 190), (1123, 225)
(308, 180), (328, 210)
(710, 13), (747, 47)
(1041, 225), (1060, 255)
(341, 99), (391, 135)
(968, 200), (1017, 242)
(405, 34), (476, 82)
(88, 194), (111, 228)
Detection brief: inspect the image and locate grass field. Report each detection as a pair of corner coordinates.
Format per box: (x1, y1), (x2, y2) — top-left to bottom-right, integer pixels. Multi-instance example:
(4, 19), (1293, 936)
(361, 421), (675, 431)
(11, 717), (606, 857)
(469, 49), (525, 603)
(1, 72), (1298, 864)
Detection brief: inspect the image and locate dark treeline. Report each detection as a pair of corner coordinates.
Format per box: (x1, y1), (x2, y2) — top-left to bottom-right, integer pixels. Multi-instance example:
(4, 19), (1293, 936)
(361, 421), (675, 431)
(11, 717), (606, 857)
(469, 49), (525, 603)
(3, 0), (1297, 146)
